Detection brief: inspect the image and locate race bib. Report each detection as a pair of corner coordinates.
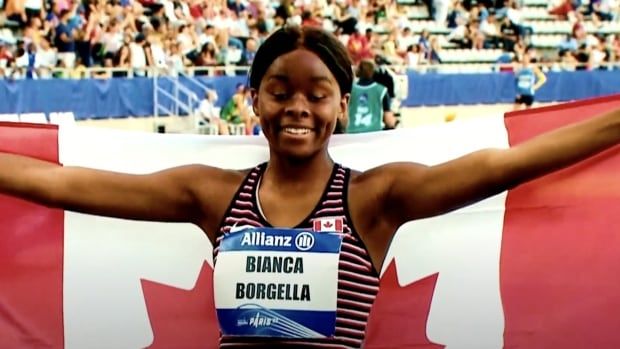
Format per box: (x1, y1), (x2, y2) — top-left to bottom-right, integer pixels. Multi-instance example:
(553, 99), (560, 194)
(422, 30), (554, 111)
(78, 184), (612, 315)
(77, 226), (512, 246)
(518, 76), (533, 89)
(214, 228), (343, 338)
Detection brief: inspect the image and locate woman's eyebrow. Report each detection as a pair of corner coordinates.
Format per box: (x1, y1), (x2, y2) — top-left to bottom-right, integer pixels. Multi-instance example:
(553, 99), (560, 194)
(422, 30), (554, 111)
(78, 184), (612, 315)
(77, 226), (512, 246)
(266, 74), (333, 85)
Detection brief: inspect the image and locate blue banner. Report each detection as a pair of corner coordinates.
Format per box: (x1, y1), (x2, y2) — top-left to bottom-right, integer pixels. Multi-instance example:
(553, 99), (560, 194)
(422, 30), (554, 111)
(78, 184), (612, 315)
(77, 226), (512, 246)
(405, 69), (620, 106)
(1, 70), (619, 118)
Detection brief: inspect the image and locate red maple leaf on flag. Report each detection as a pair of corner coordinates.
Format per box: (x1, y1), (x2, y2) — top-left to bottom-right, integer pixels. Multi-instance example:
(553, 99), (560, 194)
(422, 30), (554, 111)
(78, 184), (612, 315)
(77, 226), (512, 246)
(365, 260), (445, 349)
(141, 262), (220, 349)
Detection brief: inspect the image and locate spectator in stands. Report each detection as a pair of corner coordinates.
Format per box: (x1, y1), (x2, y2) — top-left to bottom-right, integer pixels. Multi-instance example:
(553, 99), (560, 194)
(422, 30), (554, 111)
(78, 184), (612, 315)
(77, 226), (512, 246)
(499, 14), (519, 52)
(333, 0), (359, 35)
(166, 41), (189, 74)
(227, 0), (245, 16)
(513, 50), (546, 110)
(480, 13), (501, 48)
(607, 34), (620, 63)
(198, 89), (229, 135)
(587, 36), (609, 70)
(240, 37), (258, 66)
(69, 56), (87, 79)
(195, 41), (218, 68)
(0, 0), (613, 80)
(574, 43), (590, 69)
(557, 48), (579, 71)
(14, 42), (38, 78)
(364, 27), (378, 52)
(368, 0), (390, 24)
(396, 27), (416, 56)
(0, 41), (14, 77)
(588, 0), (617, 22)
(427, 36), (442, 64)
(468, 19), (486, 50)
(301, 9), (321, 27)
(101, 18), (124, 60)
(346, 59), (396, 133)
(177, 24), (198, 61)
(144, 24), (167, 70)
(406, 44), (423, 67)
(4, 0), (28, 27)
(130, 33), (150, 76)
(505, 0), (531, 37)
(379, 31), (403, 65)
(417, 29), (431, 54)
(447, 9), (472, 48)
(346, 28), (373, 64)
(319, 0), (338, 31)
(559, 33), (579, 53)
(92, 52), (114, 78)
(446, 0), (467, 29)
(115, 33), (132, 71)
(32, 38), (56, 77)
(23, 16), (50, 48)
(54, 9), (77, 69)
(198, 24), (215, 47)
(274, 0), (293, 26)
(219, 83), (256, 135)
(433, 0), (451, 24)
(549, 0), (581, 20)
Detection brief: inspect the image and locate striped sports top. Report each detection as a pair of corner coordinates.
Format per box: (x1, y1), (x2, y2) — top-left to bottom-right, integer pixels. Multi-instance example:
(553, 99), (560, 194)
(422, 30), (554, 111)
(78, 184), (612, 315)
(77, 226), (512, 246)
(214, 162), (380, 348)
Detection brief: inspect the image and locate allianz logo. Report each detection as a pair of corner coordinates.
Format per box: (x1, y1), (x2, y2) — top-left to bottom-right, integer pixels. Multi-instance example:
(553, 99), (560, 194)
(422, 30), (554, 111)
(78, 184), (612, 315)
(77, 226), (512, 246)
(238, 230), (315, 251)
(294, 232), (314, 251)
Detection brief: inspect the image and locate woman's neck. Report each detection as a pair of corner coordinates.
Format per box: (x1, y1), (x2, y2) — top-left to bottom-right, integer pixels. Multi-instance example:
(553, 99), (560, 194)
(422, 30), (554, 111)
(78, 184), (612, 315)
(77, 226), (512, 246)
(264, 151), (334, 189)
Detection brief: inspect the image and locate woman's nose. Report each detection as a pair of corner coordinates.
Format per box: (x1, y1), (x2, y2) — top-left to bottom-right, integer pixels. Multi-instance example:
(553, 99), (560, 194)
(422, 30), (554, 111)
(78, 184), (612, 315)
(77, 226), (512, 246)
(283, 93), (310, 118)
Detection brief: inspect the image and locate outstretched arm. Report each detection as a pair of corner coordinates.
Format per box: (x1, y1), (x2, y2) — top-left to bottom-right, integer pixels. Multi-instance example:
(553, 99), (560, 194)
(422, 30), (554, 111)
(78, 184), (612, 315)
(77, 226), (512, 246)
(0, 153), (217, 223)
(381, 107), (620, 226)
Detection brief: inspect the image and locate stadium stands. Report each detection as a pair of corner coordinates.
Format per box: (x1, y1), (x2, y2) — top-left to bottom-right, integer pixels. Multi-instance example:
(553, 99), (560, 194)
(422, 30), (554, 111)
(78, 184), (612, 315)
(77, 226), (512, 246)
(0, 0), (618, 79)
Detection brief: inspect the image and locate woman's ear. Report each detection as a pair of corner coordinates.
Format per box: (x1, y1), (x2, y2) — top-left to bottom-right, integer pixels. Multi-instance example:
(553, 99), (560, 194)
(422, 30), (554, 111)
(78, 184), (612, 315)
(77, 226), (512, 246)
(251, 88), (259, 116)
(336, 93), (350, 131)
(340, 93), (350, 119)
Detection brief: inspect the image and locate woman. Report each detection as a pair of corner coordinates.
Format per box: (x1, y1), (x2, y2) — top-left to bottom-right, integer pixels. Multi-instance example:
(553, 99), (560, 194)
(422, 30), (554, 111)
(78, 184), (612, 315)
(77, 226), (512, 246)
(0, 25), (619, 347)
(513, 50), (546, 111)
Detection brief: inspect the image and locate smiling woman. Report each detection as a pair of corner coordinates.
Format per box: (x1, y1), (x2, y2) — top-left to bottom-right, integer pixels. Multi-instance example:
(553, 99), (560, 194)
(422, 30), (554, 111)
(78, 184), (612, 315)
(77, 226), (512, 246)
(1, 25), (620, 349)
(252, 48), (349, 159)
(248, 26), (352, 161)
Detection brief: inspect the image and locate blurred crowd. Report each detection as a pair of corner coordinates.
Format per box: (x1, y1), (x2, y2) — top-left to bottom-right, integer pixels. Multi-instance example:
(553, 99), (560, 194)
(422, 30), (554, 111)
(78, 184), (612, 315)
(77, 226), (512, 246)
(0, 0), (619, 78)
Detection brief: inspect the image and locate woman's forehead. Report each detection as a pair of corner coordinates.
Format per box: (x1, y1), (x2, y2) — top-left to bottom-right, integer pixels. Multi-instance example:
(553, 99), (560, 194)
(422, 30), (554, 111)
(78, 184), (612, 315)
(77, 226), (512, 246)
(263, 49), (337, 85)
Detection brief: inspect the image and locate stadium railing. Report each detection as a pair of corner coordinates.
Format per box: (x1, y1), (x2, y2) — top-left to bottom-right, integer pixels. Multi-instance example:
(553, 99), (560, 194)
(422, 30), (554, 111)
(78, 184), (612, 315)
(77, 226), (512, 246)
(3, 61), (620, 80)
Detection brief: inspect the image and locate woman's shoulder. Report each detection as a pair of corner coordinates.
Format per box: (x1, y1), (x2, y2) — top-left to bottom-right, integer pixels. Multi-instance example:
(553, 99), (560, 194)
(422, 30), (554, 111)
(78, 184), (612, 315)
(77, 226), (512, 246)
(181, 164), (261, 239)
(347, 164), (394, 204)
(184, 164), (255, 189)
(346, 162), (428, 200)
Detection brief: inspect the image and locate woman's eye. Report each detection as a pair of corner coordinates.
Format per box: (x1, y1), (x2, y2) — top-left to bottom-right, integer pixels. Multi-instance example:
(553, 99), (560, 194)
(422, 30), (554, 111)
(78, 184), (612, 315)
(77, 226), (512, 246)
(309, 95), (325, 102)
(272, 92), (288, 100)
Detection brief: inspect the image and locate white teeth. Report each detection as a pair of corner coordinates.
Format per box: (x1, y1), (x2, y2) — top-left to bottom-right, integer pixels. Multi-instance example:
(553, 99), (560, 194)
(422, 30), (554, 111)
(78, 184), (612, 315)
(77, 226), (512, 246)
(283, 127), (311, 135)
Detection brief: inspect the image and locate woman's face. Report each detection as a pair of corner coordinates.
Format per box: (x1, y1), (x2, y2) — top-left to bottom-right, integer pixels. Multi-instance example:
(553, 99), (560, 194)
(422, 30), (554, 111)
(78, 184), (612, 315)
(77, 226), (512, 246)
(253, 48), (349, 160)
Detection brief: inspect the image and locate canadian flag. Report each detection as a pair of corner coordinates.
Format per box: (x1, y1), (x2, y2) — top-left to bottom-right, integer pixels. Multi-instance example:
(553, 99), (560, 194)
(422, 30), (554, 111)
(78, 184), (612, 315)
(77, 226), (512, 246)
(1, 94), (620, 348)
(313, 217), (345, 233)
